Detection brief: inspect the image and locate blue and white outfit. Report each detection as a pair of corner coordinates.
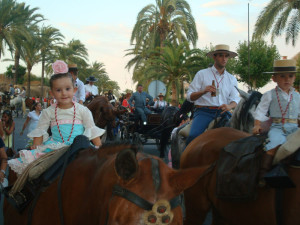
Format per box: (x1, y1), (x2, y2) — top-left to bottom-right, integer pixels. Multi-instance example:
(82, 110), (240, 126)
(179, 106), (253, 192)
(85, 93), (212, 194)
(254, 87), (300, 151)
(128, 91), (153, 123)
(186, 66), (240, 145)
(8, 102), (105, 175)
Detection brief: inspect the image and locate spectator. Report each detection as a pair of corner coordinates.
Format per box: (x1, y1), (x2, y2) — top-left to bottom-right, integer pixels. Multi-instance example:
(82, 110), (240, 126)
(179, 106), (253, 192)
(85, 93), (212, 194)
(1, 110), (15, 150)
(8, 84), (14, 98)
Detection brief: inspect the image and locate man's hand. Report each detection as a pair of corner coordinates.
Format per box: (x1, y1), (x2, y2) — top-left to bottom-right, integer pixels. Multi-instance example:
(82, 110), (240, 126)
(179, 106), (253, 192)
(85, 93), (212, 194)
(219, 104), (231, 114)
(204, 85), (216, 94)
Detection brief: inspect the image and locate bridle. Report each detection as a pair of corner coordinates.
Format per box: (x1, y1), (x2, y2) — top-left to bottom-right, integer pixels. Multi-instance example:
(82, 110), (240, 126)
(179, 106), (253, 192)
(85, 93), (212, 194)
(105, 157), (181, 225)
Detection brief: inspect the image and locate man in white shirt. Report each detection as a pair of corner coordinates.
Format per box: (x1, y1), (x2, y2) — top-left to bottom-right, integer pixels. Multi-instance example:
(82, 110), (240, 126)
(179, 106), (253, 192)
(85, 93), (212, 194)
(152, 93), (168, 113)
(68, 64), (85, 104)
(186, 44), (240, 145)
(85, 76), (99, 96)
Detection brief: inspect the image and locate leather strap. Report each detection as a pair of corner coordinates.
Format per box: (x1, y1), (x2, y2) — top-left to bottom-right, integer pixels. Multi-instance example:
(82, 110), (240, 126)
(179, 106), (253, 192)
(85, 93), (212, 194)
(195, 105), (219, 110)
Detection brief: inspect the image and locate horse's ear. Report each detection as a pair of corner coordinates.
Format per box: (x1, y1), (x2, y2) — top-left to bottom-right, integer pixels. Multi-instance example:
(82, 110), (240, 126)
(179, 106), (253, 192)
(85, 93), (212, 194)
(235, 86), (249, 100)
(169, 166), (211, 195)
(115, 149), (139, 181)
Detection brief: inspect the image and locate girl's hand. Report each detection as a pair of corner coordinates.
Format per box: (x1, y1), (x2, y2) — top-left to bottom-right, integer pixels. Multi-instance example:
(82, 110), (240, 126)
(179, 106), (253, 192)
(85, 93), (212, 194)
(253, 125), (262, 134)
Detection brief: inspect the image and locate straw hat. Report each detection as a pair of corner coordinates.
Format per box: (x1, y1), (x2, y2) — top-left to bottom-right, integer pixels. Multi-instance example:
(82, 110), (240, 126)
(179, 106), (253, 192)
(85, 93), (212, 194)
(68, 64), (78, 71)
(264, 59), (299, 74)
(158, 93), (164, 97)
(206, 44), (237, 58)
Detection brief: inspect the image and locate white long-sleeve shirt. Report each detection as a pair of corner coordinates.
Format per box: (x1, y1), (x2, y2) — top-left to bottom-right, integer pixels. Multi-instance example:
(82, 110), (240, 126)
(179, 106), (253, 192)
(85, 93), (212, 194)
(254, 87), (300, 121)
(85, 84), (98, 96)
(74, 78), (85, 102)
(186, 66), (240, 106)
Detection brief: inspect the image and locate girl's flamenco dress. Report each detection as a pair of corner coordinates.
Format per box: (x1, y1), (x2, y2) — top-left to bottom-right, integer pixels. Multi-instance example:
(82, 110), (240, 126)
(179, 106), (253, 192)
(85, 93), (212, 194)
(8, 102), (105, 175)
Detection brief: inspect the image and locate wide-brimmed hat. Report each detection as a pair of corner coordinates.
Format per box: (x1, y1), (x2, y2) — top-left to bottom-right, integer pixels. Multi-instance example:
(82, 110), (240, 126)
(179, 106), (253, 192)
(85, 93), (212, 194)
(158, 93), (164, 97)
(206, 44), (237, 58)
(264, 59), (299, 74)
(86, 76), (98, 82)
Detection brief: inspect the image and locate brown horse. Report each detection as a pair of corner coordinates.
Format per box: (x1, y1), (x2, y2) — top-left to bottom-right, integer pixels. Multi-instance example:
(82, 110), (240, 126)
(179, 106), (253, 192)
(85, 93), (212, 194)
(4, 142), (211, 225)
(87, 96), (126, 128)
(181, 127), (300, 225)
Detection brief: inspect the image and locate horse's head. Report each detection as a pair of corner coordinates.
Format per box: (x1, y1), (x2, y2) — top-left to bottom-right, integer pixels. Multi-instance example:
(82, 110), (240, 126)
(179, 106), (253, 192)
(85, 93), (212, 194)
(230, 88), (262, 133)
(87, 96), (116, 128)
(107, 148), (210, 224)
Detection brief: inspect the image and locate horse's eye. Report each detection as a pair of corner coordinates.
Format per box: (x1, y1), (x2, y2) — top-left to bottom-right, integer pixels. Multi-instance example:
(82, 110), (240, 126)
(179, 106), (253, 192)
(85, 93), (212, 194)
(162, 215), (171, 223)
(148, 214), (157, 223)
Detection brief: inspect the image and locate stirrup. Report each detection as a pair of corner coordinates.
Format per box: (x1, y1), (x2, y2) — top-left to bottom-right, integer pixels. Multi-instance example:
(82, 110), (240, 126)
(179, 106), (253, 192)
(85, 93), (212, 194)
(264, 164), (296, 188)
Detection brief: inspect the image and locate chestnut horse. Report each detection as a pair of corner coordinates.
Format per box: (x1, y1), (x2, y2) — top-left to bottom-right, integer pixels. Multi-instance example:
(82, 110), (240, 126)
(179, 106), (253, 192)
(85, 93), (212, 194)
(87, 96), (126, 141)
(4, 142), (211, 225)
(181, 127), (300, 225)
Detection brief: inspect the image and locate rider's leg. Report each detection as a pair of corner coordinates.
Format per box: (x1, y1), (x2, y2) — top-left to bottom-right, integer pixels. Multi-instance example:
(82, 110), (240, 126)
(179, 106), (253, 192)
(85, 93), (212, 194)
(186, 108), (219, 146)
(135, 107), (146, 123)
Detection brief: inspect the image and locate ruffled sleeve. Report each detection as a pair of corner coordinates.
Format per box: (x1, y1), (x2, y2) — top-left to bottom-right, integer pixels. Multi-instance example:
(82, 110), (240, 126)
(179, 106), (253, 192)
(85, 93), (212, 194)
(81, 106), (105, 140)
(27, 107), (51, 142)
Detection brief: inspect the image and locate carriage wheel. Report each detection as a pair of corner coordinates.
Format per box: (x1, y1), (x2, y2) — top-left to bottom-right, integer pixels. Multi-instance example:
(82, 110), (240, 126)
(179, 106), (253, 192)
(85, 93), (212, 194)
(120, 126), (129, 141)
(132, 132), (142, 146)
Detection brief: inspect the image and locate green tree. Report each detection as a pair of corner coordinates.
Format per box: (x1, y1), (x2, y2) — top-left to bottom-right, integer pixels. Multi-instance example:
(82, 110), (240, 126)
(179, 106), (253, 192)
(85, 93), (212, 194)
(5, 64), (26, 84)
(46, 39), (88, 75)
(0, 0), (43, 83)
(39, 25), (64, 97)
(20, 26), (41, 97)
(295, 56), (300, 91)
(127, 0), (198, 79)
(253, 0), (300, 46)
(232, 40), (280, 90)
(143, 42), (204, 102)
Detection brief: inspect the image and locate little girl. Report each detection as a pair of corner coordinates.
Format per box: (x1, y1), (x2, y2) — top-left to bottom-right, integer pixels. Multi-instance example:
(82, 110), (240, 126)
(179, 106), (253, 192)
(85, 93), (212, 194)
(8, 60), (105, 175)
(1, 110), (15, 149)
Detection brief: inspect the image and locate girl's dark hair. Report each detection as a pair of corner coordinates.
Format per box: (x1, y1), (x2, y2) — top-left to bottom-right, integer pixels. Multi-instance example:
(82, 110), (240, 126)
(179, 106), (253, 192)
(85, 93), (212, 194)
(31, 102), (41, 111)
(2, 110), (13, 127)
(50, 73), (74, 89)
(22, 86), (26, 90)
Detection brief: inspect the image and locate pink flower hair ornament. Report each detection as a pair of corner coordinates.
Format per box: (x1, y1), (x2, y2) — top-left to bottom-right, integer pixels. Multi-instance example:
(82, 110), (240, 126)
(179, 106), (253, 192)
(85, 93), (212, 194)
(52, 60), (68, 74)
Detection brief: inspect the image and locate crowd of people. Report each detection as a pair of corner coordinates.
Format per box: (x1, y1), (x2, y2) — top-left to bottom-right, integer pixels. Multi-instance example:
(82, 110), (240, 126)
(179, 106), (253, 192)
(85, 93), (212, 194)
(0, 44), (299, 223)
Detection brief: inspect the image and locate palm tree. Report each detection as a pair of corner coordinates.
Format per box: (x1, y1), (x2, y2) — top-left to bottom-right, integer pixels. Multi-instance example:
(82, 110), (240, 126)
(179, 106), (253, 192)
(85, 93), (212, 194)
(131, 0), (198, 49)
(143, 42), (203, 102)
(127, 0), (198, 76)
(20, 26), (41, 97)
(39, 25), (64, 98)
(0, 0), (43, 83)
(45, 39), (89, 75)
(254, 0), (300, 46)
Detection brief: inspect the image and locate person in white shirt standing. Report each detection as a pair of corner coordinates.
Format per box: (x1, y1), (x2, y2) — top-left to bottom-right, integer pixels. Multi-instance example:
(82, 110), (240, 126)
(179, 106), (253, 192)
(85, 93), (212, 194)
(68, 64), (85, 104)
(186, 44), (240, 145)
(85, 76), (99, 97)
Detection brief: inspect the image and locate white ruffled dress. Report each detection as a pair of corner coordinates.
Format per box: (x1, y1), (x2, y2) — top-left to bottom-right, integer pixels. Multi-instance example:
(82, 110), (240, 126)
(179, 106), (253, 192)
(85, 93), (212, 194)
(8, 102), (105, 175)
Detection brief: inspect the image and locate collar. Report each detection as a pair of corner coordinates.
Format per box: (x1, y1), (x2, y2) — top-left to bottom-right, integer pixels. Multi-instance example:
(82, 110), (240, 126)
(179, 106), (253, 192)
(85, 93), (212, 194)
(211, 65), (226, 76)
(276, 86), (294, 95)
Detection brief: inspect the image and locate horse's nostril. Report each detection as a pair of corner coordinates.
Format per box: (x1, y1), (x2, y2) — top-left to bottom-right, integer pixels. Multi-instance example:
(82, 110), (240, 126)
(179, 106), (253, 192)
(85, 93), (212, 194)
(147, 214), (157, 223)
(162, 215), (170, 223)
(157, 206), (167, 214)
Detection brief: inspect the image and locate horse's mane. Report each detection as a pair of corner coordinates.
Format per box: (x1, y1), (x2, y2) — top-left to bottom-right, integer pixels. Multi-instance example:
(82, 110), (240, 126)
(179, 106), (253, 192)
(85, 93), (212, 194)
(231, 91), (262, 132)
(97, 141), (139, 158)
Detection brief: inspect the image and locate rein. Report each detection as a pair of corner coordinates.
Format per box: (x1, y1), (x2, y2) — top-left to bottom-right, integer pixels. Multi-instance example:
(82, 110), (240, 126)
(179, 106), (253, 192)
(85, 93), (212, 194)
(104, 157), (180, 225)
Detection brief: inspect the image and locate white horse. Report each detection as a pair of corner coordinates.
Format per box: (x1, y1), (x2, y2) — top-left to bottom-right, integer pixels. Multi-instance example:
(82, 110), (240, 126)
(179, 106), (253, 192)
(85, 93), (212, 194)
(10, 96), (23, 117)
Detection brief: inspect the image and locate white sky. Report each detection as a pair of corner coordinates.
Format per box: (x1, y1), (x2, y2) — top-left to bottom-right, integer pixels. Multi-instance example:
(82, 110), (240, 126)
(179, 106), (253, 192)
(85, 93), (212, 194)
(0, 0), (299, 93)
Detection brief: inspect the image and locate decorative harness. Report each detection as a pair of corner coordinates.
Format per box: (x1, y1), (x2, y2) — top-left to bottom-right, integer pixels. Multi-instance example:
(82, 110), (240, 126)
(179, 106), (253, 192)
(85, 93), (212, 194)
(105, 157), (181, 225)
